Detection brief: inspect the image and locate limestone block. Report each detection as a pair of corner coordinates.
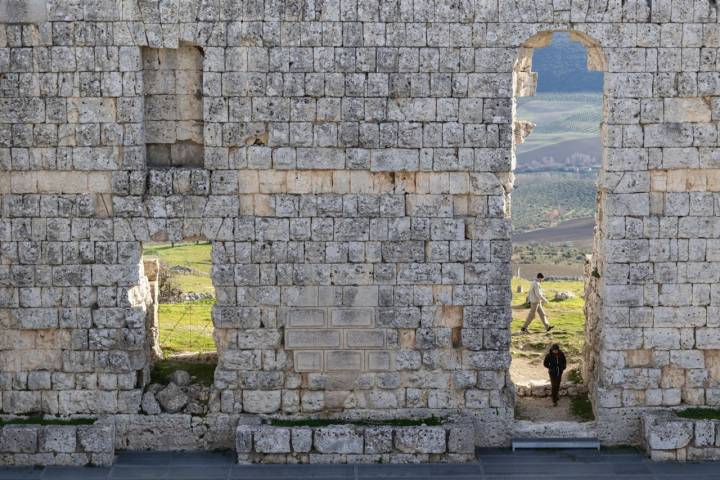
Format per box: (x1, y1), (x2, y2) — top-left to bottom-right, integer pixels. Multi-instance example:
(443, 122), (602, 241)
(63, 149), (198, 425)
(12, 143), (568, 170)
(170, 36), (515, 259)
(255, 427), (291, 453)
(313, 427), (363, 454)
(0, 98), (45, 123)
(0, 0), (47, 22)
(665, 98), (711, 123)
(242, 391), (281, 414)
(292, 428), (312, 453)
(646, 418), (693, 450)
(694, 420), (716, 447)
(371, 149), (420, 171)
(286, 330), (341, 349)
(235, 426), (253, 454)
(326, 351), (363, 371)
(394, 427), (446, 454)
(39, 426), (76, 453)
(448, 424), (475, 453)
(0, 426), (37, 453)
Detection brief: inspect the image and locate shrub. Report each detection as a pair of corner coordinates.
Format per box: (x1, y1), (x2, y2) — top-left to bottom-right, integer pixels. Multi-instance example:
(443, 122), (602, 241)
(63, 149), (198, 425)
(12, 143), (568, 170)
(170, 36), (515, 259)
(158, 268), (183, 303)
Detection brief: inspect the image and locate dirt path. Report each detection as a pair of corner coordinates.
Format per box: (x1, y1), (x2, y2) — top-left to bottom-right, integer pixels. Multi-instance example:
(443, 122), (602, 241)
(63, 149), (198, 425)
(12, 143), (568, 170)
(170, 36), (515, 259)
(515, 396), (580, 422)
(510, 357), (580, 386)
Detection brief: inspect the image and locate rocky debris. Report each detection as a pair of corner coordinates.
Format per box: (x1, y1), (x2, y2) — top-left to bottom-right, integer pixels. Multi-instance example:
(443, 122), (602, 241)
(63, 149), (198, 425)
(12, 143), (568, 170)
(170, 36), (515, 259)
(141, 391), (162, 415)
(180, 292), (214, 302)
(141, 375), (212, 416)
(553, 291), (575, 301)
(168, 265), (194, 274)
(155, 383), (189, 413)
(184, 401), (206, 415)
(515, 381), (588, 398)
(169, 370), (191, 387)
(147, 383), (164, 394)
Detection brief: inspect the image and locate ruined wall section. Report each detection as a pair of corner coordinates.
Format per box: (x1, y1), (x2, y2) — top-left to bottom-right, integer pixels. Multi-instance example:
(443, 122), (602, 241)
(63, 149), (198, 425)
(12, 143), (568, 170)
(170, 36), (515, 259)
(1, 0), (720, 446)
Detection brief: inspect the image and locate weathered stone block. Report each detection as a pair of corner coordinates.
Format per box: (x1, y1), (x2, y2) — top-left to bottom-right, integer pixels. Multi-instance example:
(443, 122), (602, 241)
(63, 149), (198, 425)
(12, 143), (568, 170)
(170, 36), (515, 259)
(394, 427), (446, 454)
(255, 427), (291, 453)
(314, 427), (363, 454)
(0, 426), (37, 453)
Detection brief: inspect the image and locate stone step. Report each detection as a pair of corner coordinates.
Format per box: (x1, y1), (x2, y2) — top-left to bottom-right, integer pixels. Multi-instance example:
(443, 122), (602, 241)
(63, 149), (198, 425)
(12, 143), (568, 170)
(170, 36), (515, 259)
(512, 437), (601, 451)
(512, 420), (598, 439)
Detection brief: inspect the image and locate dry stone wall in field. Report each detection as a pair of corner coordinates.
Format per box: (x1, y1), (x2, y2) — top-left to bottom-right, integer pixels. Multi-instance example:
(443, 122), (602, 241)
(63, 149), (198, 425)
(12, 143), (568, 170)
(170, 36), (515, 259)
(1, 0), (720, 447)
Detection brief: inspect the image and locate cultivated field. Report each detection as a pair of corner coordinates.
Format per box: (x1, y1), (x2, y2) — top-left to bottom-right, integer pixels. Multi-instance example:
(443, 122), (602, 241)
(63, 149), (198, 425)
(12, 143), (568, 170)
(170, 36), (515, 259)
(516, 92), (602, 154)
(512, 173), (597, 232)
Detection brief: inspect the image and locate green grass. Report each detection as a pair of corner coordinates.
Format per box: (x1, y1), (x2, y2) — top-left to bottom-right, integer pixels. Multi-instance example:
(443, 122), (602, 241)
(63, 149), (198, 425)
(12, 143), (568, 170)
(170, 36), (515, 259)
(0, 417), (96, 426)
(144, 242), (214, 294)
(269, 417), (444, 428)
(511, 278), (586, 366)
(566, 368), (583, 384)
(158, 300), (215, 355)
(677, 408), (720, 420)
(570, 394), (595, 422)
(151, 359), (217, 387)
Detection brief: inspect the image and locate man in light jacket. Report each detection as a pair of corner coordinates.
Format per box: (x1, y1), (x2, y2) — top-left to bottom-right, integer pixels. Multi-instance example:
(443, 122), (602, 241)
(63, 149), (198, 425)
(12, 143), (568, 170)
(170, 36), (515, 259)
(521, 273), (554, 333)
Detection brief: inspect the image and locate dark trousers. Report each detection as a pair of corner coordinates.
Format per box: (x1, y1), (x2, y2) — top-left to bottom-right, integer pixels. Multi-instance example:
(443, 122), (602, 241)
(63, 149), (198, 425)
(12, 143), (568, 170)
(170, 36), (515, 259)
(549, 373), (562, 403)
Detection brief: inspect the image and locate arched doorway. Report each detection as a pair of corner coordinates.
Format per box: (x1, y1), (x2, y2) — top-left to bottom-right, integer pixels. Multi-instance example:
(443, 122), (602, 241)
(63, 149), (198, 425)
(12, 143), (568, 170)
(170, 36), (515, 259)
(510, 30), (608, 426)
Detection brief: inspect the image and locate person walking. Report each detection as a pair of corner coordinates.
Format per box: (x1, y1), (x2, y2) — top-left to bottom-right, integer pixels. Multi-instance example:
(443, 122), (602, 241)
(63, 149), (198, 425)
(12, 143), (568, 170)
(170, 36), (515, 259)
(520, 273), (554, 333)
(543, 343), (567, 406)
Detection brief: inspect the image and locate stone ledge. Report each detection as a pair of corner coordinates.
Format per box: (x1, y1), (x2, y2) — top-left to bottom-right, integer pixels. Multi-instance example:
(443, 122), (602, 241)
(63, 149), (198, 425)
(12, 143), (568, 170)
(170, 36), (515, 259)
(235, 421), (475, 464)
(0, 418), (114, 466)
(642, 411), (720, 461)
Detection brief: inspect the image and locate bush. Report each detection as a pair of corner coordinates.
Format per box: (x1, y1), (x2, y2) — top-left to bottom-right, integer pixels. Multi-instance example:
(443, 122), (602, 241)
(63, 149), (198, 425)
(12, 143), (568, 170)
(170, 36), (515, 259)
(158, 268), (183, 303)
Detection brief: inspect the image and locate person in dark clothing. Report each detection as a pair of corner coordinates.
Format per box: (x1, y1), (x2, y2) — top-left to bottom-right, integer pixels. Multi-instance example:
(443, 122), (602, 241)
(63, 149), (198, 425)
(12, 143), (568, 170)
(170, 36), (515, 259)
(543, 343), (566, 406)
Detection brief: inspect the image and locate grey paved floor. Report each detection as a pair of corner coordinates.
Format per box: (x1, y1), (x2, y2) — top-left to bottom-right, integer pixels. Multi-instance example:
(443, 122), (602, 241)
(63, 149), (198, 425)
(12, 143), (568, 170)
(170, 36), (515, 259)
(1, 449), (719, 479)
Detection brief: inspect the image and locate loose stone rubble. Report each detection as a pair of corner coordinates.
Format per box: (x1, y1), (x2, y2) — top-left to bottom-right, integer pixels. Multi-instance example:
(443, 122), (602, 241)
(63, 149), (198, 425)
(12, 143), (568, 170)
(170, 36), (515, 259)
(515, 381), (588, 399)
(1, 0), (720, 460)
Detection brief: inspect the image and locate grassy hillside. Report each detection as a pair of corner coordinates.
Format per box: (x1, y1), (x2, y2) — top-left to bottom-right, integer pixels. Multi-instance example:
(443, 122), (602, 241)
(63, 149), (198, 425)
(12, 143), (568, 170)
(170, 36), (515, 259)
(511, 278), (586, 366)
(144, 242), (214, 294)
(143, 243), (215, 356)
(157, 301), (215, 355)
(512, 172), (596, 232)
(516, 92), (602, 154)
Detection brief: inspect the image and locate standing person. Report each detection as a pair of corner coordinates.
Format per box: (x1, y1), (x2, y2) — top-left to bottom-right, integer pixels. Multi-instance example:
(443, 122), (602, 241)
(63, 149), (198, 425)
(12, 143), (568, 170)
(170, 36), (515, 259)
(543, 343), (567, 406)
(520, 273), (554, 333)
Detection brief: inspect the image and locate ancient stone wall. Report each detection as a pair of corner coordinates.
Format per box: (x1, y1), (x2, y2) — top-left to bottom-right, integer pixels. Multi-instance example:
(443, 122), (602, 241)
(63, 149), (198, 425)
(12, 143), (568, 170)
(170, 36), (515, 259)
(2, 0), (720, 447)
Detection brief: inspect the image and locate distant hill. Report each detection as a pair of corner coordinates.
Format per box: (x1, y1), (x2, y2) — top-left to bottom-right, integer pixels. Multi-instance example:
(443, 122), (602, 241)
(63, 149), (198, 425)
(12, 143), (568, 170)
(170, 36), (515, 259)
(533, 33), (603, 93)
(516, 137), (601, 173)
(511, 34), (602, 234)
(513, 217), (595, 247)
(516, 92), (602, 154)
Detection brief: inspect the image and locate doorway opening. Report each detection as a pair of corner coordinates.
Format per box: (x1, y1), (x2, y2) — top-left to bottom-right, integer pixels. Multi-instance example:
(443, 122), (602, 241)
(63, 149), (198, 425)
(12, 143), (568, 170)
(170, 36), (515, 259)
(510, 32), (604, 423)
(140, 240), (217, 414)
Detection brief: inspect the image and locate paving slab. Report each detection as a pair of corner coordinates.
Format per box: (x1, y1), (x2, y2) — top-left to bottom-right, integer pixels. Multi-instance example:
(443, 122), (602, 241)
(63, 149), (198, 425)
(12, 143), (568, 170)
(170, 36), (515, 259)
(0, 449), (717, 479)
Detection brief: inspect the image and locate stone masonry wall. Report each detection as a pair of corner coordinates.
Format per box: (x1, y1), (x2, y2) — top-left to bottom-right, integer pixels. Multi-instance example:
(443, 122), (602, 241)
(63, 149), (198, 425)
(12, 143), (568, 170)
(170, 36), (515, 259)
(2, 0), (720, 447)
(143, 45), (205, 167)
